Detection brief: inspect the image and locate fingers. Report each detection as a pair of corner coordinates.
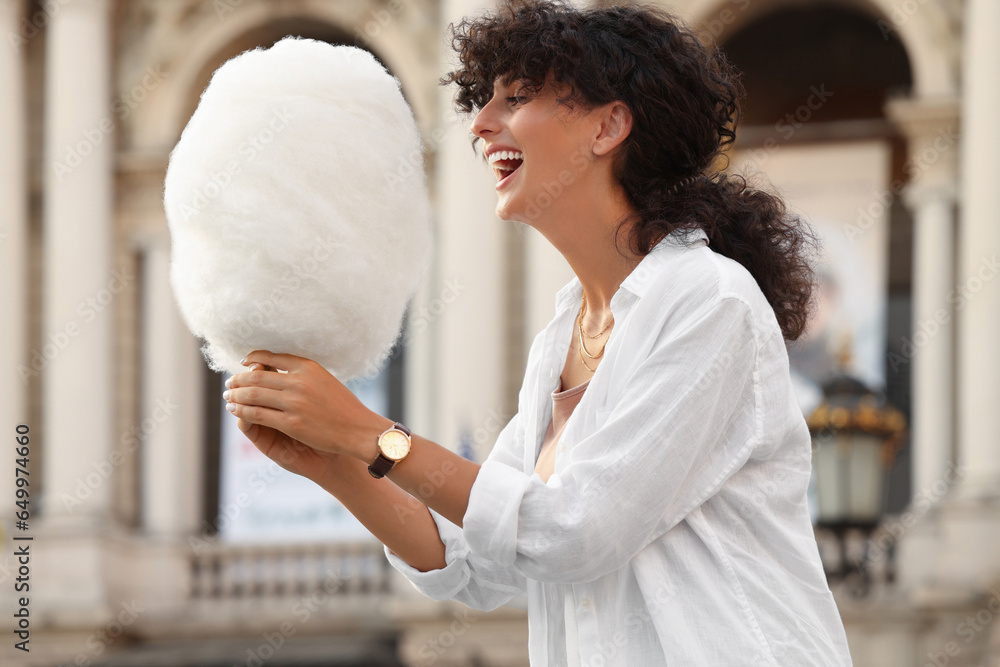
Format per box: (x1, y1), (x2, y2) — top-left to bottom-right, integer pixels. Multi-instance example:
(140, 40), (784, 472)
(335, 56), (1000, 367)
(226, 367), (287, 391)
(247, 362), (277, 372)
(226, 400), (286, 429)
(225, 383), (291, 413)
(236, 417), (257, 438)
(242, 350), (310, 373)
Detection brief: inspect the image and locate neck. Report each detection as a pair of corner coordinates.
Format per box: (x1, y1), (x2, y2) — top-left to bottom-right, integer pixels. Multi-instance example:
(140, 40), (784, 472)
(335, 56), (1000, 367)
(531, 178), (644, 324)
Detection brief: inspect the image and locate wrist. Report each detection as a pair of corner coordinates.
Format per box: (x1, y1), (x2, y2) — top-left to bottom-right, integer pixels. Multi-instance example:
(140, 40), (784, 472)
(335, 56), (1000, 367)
(351, 411), (395, 464)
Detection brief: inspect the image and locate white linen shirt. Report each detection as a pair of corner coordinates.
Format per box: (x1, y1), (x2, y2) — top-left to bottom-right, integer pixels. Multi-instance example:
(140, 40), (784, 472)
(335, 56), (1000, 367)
(385, 227), (853, 666)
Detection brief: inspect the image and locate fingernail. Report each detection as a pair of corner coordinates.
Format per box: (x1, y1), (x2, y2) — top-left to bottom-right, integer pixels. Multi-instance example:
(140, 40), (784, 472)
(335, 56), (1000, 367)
(240, 356), (248, 365)
(226, 403), (236, 413)
(222, 390), (230, 401)
(225, 377), (232, 388)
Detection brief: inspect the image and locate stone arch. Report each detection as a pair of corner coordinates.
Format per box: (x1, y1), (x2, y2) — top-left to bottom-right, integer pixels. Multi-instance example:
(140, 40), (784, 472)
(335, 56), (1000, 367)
(128, 0), (434, 153)
(684, 0), (957, 98)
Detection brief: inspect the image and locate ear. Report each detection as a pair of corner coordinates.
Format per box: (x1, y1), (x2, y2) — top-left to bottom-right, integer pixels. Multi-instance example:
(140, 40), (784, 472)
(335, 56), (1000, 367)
(591, 101), (633, 157)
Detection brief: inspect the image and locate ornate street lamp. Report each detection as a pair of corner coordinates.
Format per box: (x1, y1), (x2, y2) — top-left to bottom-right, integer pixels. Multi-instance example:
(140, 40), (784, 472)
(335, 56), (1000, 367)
(807, 366), (907, 596)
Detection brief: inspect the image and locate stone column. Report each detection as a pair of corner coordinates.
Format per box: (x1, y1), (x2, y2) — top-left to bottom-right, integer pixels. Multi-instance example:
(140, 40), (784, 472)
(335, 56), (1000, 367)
(927, 0), (1000, 594)
(432, 0), (509, 452)
(0, 0), (28, 536)
(885, 98), (960, 499)
(41, 0), (115, 523)
(36, 0), (116, 617)
(139, 234), (204, 538)
(955, 0), (1000, 495)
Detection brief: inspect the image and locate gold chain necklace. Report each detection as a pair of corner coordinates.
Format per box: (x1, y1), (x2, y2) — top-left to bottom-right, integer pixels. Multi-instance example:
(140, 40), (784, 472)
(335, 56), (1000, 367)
(577, 293), (613, 372)
(579, 352), (598, 372)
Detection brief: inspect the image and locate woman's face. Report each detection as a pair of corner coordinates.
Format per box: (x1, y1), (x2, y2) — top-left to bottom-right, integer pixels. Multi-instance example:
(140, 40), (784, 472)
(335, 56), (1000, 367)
(470, 73), (600, 225)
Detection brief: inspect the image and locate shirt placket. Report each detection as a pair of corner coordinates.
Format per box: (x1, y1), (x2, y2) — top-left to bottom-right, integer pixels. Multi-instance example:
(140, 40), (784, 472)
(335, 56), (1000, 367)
(564, 587), (581, 666)
(573, 582), (601, 665)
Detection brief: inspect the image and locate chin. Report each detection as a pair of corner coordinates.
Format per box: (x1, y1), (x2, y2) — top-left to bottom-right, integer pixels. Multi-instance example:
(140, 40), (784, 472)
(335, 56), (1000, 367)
(493, 197), (522, 223)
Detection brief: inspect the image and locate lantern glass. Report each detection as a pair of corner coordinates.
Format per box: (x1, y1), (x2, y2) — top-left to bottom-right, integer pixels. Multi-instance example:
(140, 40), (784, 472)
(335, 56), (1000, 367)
(847, 433), (883, 521)
(813, 432), (845, 521)
(811, 431), (885, 526)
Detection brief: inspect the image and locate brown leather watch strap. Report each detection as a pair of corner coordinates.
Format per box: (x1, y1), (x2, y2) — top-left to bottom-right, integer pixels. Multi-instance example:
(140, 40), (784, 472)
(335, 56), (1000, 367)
(368, 452), (395, 479)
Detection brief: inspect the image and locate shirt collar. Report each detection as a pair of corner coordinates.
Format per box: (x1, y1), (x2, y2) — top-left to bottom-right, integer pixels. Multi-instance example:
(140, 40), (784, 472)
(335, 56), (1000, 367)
(553, 226), (709, 314)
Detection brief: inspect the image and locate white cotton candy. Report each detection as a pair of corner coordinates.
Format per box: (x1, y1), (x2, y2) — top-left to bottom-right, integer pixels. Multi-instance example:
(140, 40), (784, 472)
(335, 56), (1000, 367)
(164, 37), (433, 381)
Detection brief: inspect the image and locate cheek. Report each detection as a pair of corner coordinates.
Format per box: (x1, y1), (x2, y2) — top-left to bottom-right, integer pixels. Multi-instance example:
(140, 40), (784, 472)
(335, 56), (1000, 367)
(510, 113), (581, 180)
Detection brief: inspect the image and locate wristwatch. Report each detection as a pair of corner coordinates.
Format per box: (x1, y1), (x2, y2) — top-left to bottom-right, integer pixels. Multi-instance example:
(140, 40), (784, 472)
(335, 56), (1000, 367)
(368, 421), (412, 479)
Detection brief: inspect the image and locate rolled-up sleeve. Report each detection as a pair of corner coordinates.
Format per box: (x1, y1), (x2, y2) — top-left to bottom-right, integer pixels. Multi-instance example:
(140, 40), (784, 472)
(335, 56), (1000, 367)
(463, 293), (762, 584)
(384, 413), (529, 610)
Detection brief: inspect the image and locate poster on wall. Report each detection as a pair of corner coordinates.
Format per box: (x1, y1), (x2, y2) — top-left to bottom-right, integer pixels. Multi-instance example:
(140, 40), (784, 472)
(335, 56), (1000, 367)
(730, 140), (892, 416)
(216, 371), (389, 543)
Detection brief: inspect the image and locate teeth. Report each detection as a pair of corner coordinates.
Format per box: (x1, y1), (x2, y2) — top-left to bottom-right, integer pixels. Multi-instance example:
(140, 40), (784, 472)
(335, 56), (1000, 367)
(487, 150), (524, 165)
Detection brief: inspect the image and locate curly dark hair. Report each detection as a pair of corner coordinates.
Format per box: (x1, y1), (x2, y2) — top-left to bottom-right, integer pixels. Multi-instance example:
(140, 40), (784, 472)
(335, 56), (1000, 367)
(440, 0), (818, 341)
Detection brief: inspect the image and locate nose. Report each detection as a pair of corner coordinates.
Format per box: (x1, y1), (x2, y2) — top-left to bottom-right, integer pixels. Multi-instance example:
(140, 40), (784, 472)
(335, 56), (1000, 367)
(470, 95), (500, 140)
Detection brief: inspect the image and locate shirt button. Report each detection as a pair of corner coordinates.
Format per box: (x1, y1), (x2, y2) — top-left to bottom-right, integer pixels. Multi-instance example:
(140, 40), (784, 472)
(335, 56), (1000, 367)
(581, 598), (591, 609)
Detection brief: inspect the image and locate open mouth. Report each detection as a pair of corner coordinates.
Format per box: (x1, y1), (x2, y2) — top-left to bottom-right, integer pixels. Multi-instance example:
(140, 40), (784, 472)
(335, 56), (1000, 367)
(488, 151), (524, 185)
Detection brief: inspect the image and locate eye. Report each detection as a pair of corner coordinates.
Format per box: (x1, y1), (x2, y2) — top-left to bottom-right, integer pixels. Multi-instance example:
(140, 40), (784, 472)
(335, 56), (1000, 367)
(506, 95), (528, 106)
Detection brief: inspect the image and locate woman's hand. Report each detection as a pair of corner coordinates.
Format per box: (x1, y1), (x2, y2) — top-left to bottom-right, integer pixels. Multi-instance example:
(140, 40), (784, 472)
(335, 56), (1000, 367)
(224, 350), (389, 465)
(225, 353), (464, 573)
(235, 415), (345, 482)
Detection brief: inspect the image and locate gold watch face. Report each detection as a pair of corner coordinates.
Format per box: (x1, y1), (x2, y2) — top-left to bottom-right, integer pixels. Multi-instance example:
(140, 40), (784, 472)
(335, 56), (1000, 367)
(379, 429), (411, 461)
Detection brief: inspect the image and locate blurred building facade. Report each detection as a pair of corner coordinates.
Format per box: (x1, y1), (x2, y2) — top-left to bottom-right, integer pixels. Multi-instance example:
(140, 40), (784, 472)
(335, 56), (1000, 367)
(0, 0), (997, 665)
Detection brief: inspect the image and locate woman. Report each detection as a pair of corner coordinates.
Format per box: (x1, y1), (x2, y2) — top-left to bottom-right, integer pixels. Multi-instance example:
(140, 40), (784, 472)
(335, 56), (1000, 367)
(224, 0), (853, 664)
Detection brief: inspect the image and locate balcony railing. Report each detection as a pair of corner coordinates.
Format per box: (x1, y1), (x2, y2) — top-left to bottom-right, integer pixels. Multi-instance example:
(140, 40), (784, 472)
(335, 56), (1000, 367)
(189, 539), (392, 601)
